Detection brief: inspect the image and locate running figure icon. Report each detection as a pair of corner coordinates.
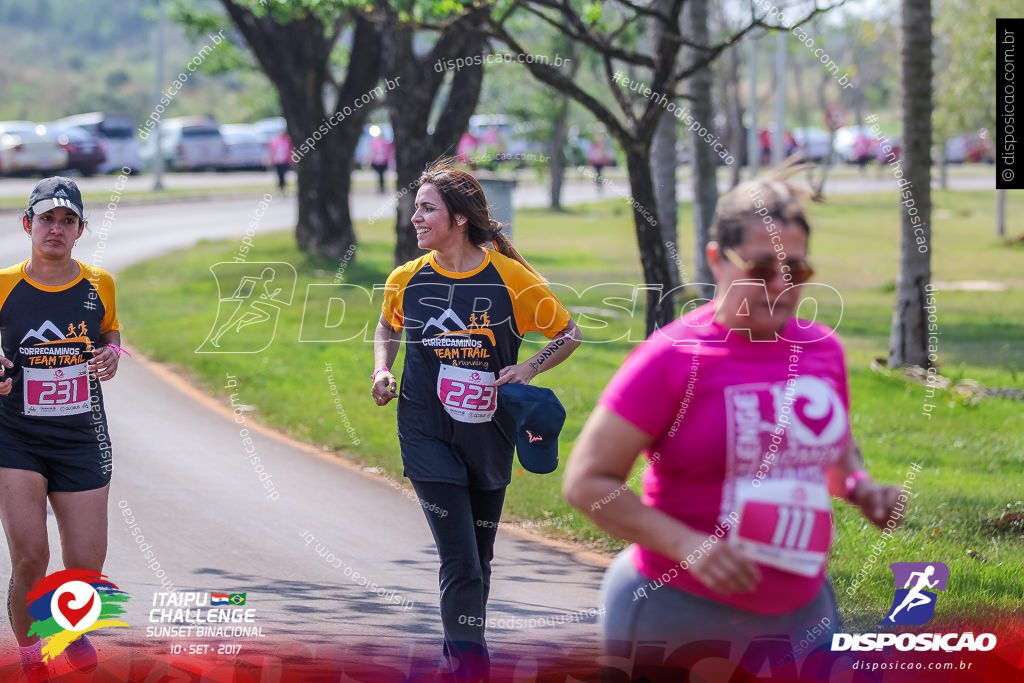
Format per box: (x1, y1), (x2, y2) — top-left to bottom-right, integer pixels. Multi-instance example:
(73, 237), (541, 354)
(209, 267), (286, 347)
(887, 565), (939, 622)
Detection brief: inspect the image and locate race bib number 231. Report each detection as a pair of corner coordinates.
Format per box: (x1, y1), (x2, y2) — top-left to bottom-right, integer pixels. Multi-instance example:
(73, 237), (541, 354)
(23, 363), (91, 416)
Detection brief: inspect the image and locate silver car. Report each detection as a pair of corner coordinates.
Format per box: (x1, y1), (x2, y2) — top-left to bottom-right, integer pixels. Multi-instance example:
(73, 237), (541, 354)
(0, 121), (68, 176)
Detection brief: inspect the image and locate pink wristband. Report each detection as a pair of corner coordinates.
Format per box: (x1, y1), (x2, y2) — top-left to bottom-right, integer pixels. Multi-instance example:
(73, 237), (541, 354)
(106, 344), (132, 358)
(844, 470), (872, 500)
(371, 366), (390, 382)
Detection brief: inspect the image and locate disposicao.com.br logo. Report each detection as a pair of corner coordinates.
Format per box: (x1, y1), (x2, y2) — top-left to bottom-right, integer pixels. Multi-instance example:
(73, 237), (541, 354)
(27, 569), (129, 661)
(831, 562), (996, 653)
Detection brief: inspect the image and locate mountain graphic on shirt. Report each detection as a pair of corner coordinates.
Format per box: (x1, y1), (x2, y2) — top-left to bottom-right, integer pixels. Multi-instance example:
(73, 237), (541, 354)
(423, 309), (469, 335)
(423, 309), (495, 348)
(20, 320), (66, 345)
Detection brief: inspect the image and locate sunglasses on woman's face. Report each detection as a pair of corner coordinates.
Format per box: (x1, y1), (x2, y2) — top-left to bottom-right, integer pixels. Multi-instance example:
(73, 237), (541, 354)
(722, 248), (815, 285)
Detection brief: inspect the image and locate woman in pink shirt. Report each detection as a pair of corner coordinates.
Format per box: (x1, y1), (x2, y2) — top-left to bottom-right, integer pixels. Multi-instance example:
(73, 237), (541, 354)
(564, 172), (904, 672)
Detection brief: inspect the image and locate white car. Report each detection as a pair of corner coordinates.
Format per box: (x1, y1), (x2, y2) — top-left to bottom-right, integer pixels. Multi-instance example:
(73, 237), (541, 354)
(252, 117), (286, 145)
(791, 127), (833, 163)
(145, 117), (226, 171)
(832, 125), (876, 164)
(0, 121), (68, 176)
(219, 124), (268, 170)
(54, 112), (142, 173)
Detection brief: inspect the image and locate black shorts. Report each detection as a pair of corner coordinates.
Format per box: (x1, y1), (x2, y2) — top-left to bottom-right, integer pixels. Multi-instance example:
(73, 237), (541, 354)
(0, 422), (111, 493)
(399, 414), (515, 490)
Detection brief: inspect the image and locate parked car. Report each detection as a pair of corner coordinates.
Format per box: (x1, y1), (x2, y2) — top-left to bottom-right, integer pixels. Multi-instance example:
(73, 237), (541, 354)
(51, 125), (106, 176)
(943, 136), (966, 164)
(468, 114), (541, 163)
(0, 121), (67, 176)
(144, 116), (226, 171)
(252, 117), (286, 144)
(964, 130), (994, 163)
(54, 112), (142, 173)
(832, 125), (876, 164)
(791, 127), (833, 163)
(219, 124), (268, 170)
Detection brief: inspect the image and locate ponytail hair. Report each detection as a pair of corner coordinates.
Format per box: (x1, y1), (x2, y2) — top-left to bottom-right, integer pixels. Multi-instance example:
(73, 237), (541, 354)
(417, 159), (543, 279)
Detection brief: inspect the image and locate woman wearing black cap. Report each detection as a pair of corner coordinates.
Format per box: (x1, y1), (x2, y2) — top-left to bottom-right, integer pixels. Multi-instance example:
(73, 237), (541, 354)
(0, 177), (122, 681)
(371, 160), (582, 680)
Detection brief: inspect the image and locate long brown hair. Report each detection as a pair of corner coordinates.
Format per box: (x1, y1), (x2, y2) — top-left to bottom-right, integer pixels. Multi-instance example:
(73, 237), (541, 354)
(417, 159), (543, 278)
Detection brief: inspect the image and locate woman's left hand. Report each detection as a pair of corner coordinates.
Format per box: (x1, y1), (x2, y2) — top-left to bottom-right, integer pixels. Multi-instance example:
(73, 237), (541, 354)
(853, 482), (904, 530)
(88, 346), (119, 381)
(494, 363), (537, 386)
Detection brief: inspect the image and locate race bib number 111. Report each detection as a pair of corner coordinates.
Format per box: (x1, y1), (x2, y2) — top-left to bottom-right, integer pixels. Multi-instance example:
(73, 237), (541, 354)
(730, 479), (832, 578)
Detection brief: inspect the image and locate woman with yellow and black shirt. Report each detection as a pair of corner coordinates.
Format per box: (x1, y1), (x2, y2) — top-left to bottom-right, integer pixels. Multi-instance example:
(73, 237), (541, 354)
(0, 177), (122, 681)
(371, 161), (581, 680)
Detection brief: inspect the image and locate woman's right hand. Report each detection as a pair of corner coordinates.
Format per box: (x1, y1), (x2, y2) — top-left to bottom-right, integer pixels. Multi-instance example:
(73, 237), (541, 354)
(0, 356), (12, 396)
(681, 536), (762, 596)
(371, 371), (399, 406)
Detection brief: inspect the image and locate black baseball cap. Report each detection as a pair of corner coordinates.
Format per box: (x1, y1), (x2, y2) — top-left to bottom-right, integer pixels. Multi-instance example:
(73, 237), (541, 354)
(27, 176), (84, 221)
(498, 383), (567, 474)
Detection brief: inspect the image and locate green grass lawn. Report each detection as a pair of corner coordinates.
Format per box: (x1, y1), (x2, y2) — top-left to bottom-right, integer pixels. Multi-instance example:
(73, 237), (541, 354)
(117, 189), (1023, 630)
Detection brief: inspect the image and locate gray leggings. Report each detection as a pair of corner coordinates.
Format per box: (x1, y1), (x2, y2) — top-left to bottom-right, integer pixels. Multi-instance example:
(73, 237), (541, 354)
(599, 549), (840, 675)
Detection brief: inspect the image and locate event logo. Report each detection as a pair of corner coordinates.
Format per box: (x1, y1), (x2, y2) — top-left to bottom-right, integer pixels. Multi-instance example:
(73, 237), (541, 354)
(197, 262), (297, 353)
(885, 562), (949, 626)
(27, 569), (129, 661)
(832, 562), (996, 652)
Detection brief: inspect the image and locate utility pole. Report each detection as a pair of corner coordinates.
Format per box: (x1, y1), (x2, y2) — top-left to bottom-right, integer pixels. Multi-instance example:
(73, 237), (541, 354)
(747, 29), (759, 177)
(772, 30), (787, 166)
(152, 1), (166, 191)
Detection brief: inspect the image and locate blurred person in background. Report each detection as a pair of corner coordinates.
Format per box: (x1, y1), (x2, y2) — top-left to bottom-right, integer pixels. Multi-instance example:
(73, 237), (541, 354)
(588, 130), (612, 190)
(268, 129), (292, 193)
(370, 134), (394, 194)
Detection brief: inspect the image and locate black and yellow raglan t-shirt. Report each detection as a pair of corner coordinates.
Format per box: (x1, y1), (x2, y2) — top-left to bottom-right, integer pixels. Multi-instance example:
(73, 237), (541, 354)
(382, 249), (571, 488)
(0, 259), (119, 449)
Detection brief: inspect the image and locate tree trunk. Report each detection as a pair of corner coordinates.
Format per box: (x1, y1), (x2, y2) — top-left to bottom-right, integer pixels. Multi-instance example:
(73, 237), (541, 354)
(725, 43), (744, 188)
(549, 42), (579, 210)
(549, 99), (570, 211)
(939, 143), (948, 189)
(626, 148), (676, 334)
(219, 3), (380, 258)
(889, 0), (933, 368)
(688, 0), (717, 300)
(384, 11), (487, 266)
(651, 0), (680, 288)
(652, 111), (680, 289)
(293, 129), (358, 257)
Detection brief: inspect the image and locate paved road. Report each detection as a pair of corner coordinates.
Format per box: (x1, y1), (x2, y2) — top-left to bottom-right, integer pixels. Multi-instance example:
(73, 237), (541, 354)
(0, 168), (997, 676)
(0, 178), (617, 676)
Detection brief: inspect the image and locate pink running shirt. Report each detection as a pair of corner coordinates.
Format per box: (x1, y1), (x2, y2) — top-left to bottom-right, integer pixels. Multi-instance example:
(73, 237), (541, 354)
(598, 302), (851, 615)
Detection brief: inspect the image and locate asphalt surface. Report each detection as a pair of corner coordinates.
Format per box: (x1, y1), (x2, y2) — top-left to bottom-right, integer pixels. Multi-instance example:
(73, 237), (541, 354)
(0, 175), (617, 675)
(0, 168), (997, 675)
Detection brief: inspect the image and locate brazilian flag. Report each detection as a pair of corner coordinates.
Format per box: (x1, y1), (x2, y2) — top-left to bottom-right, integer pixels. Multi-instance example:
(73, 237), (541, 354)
(229, 593), (246, 605)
